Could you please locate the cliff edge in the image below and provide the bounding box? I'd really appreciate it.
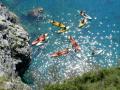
[0,3,31,90]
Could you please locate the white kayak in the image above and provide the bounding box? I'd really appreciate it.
[77,10,92,20]
[87,49,103,57]
[85,14,92,20]
[93,49,103,55]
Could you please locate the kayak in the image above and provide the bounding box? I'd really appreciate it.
[87,49,103,57]
[57,29,68,33]
[79,10,92,20]
[84,14,92,20]
[32,33,48,46]
[50,48,69,57]
[68,36,81,52]
[57,26,69,34]
[48,19,66,28]
[78,21,85,28]
[36,36,49,46]
[93,49,103,56]
[78,19,87,28]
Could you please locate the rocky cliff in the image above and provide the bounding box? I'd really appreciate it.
[0,3,31,90]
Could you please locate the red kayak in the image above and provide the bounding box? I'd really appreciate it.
[32,33,48,45]
[50,48,69,57]
[68,36,81,52]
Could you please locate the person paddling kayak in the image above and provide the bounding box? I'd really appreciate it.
[91,47,103,56]
[78,18,88,28]
[48,19,70,33]
[48,19,66,28]
[68,36,81,52]
[32,33,48,46]
[50,48,69,57]
[80,10,92,20]
[57,29,68,34]
[57,26,70,34]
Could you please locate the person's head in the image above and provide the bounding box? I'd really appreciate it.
[63,26,69,30]
[80,11,82,14]
[81,19,85,23]
[80,11,83,15]
[80,11,85,15]
[92,52,95,56]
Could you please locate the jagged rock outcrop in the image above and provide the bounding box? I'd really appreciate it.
[0,3,31,90]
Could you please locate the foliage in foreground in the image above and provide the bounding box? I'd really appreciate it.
[45,67,120,90]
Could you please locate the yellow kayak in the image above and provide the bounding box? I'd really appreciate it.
[57,26,69,34]
[78,18,87,28]
[78,22,85,28]
[57,29,68,34]
[48,19,66,28]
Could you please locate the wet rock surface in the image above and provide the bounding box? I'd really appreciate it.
[0,3,31,90]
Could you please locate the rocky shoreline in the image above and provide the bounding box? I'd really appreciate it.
[0,3,31,90]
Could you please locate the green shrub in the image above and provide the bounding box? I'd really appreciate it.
[45,68,120,90]
[0,76,8,84]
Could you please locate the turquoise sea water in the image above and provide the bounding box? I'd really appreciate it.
[1,0,120,89]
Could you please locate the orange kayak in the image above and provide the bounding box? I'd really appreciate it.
[32,33,48,45]
[50,48,69,57]
[68,36,81,52]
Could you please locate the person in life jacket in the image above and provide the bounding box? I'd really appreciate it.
[48,19,66,28]
[78,18,88,28]
[57,26,70,34]
[80,10,92,20]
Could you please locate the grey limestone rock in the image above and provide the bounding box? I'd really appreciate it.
[0,3,32,90]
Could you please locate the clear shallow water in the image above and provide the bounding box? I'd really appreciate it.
[1,0,120,89]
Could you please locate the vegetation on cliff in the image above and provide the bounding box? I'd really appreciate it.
[45,67,120,90]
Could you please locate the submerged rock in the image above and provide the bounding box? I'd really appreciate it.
[0,3,31,90]
[27,7,44,18]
